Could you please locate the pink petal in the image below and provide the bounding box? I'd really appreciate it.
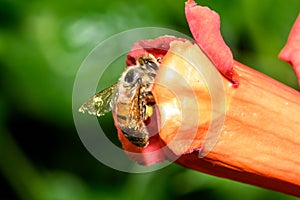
[126,35,187,66]
[279,14,300,86]
[185,0,238,86]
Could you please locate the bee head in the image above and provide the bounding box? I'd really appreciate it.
[138,54,159,71]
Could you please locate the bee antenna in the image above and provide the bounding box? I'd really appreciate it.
[138,56,145,65]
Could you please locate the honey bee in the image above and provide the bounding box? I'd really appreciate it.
[79,54,159,147]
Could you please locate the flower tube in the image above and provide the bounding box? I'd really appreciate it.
[115,0,300,197]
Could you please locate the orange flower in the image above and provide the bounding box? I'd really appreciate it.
[116,0,300,197]
[154,41,300,197]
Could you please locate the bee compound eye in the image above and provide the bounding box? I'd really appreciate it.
[145,61,158,70]
[124,68,140,84]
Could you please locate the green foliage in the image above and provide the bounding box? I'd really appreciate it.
[0,0,299,199]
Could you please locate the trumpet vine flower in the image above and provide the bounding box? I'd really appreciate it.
[115,0,300,197]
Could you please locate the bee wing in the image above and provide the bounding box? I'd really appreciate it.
[79,83,117,116]
[128,84,143,122]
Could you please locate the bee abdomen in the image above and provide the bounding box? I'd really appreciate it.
[122,129,149,147]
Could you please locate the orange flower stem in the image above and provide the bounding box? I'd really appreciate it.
[174,61,300,197]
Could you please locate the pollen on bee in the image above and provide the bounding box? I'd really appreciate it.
[145,105,153,119]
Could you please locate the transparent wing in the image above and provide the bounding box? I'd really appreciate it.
[79,83,117,117]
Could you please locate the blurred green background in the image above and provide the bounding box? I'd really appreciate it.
[0,0,299,199]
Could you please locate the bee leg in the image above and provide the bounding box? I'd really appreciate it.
[141,100,154,121]
[143,92,155,104]
[140,101,146,120]
[139,91,156,122]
